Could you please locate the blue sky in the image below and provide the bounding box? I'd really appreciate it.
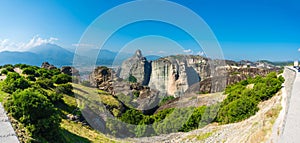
[0,0,299,61]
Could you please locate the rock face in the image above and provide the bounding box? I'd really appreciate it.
[41,62,57,70]
[89,66,114,93]
[148,55,210,96]
[119,50,152,85]
[120,51,210,96]
[118,50,280,96]
[185,67,280,94]
[61,66,80,76]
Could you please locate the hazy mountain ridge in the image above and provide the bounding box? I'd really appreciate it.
[0,44,130,67]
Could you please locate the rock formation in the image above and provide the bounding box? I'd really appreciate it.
[119,50,211,96]
[148,55,210,96]
[41,62,57,70]
[119,49,151,85]
[118,50,280,96]
[89,66,114,93]
[61,66,80,76]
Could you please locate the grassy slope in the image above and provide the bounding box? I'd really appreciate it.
[0,82,8,102]
[0,77,120,142]
[65,83,122,143]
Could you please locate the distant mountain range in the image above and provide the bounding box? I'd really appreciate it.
[0,44,289,67]
[0,44,154,67]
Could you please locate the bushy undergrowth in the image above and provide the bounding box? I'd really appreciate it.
[107,72,284,137]
[0,64,73,142]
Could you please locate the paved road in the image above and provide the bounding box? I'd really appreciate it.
[0,103,19,143]
[281,67,300,142]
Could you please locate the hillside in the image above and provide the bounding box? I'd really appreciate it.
[0,59,285,142]
[0,64,120,143]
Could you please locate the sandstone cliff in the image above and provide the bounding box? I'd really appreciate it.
[118,50,279,96]
[148,55,210,96]
[119,50,211,96]
[119,49,151,85]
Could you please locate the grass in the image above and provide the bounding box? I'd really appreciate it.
[248,97,283,143]
[196,131,214,140]
[98,90,110,95]
[185,130,216,141]
[0,90,9,102]
[99,95,121,108]
[67,83,122,142]
[60,119,119,143]
[0,82,9,102]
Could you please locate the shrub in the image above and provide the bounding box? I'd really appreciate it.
[55,83,73,96]
[1,72,31,93]
[159,96,175,106]
[52,74,72,84]
[128,74,137,83]
[35,78,54,89]
[1,69,8,75]
[5,66,14,72]
[133,90,140,98]
[153,108,194,134]
[48,92,63,103]
[49,68,61,76]
[26,75,36,81]
[216,96,258,124]
[179,106,206,132]
[22,67,36,75]
[36,68,50,78]
[120,109,144,125]
[3,64,13,68]
[14,64,30,69]
[4,88,61,141]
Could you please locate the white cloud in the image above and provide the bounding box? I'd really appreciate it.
[0,35,58,52]
[298,48,300,52]
[183,49,192,53]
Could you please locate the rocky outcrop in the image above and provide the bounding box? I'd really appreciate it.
[41,62,57,70]
[148,55,210,96]
[61,66,80,76]
[118,50,281,96]
[119,51,211,96]
[185,67,280,94]
[119,49,151,85]
[89,66,115,93]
